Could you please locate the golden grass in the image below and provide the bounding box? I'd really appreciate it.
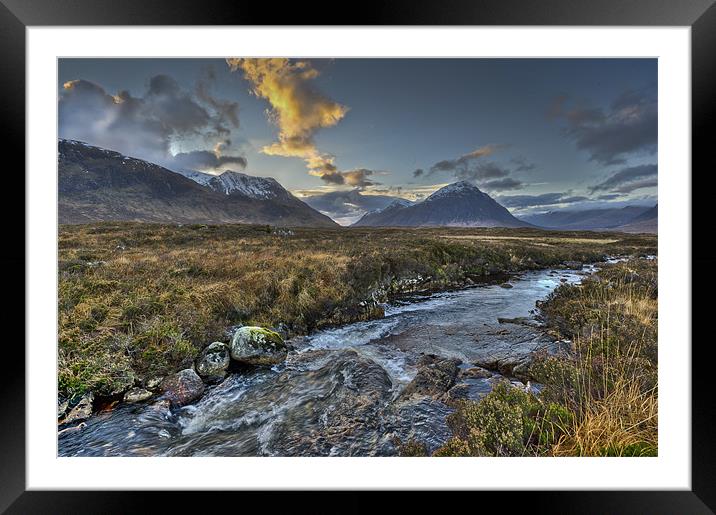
[433,258,658,457]
[555,380,658,456]
[545,260,658,456]
[441,235,619,244]
[58,222,656,399]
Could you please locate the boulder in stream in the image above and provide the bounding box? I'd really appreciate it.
[124,387,154,403]
[160,369,205,407]
[60,392,94,425]
[196,342,231,382]
[229,326,287,366]
[399,354,460,400]
[144,376,164,390]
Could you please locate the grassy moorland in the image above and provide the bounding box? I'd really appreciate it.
[430,258,658,457]
[58,222,656,401]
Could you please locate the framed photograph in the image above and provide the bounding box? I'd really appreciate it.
[4,0,714,511]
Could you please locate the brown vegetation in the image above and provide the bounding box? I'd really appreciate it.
[434,258,658,457]
[58,222,656,401]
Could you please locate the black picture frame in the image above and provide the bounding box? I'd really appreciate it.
[2,0,714,512]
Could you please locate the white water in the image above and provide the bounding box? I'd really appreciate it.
[59,264,601,457]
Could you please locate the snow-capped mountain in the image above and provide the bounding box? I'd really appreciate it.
[175,169,292,201]
[374,198,414,212]
[353,181,530,228]
[301,189,413,226]
[58,139,337,227]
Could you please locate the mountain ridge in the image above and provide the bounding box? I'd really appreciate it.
[519,205,655,232]
[301,189,413,226]
[353,181,531,228]
[610,204,657,233]
[175,169,293,201]
[58,139,337,227]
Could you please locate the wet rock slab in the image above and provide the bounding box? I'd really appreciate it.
[382,321,568,379]
[398,354,460,401]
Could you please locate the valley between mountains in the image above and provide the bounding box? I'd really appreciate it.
[59,139,657,233]
[57,139,658,458]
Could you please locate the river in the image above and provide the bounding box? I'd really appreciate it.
[58,265,598,457]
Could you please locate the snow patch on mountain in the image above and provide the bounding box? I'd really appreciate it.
[371,197,415,213]
[425,181,485,201]
[175,169,289,200]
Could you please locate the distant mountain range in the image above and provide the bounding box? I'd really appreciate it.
[519,205,657,233]
[301,190,413,226]
[353,181,531,228]
[58,140,657,233]
[58,139,337,227]
[612,204,657,233]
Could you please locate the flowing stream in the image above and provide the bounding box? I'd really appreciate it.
[59,265,600,457]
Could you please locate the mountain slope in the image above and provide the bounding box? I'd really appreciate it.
[176,169,294,201]
[58,140,337,227]
[520,206,651,231]
[353,181,530,228]
[612,204,657,233]
[301,190,412,226]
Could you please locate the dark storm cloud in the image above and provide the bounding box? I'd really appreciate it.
[427,144,503,176]
[552,87,657,165]
[456,161,510,181]
[511,157,537,173]
[423,145,533,192]
[430,159,459,173]
[498,192,589,209]
[171,150,247,171]
[588,163,657,193]
[480,177,523,191]
[612,177,658,194]
[145,74,211,132]
[425,145,519,188]
[314,168,379,189]
[59,75,244,169]
[195,66,240,137]
[60,79,172,160]
[560,195,589,203]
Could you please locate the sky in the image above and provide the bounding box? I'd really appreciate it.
[58,58,658,217]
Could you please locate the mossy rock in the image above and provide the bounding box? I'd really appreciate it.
[124,387,154,403]
[195,342,231,382]
[229,326,287,366]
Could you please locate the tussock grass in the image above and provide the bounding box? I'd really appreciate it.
[441,235,619,244]
[58,222,656,400]
[433,258,658,457]
[542,259,658,456]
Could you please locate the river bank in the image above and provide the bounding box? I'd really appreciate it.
[58,222,657,411]
[58,256,655,457]
[430,257,658,457]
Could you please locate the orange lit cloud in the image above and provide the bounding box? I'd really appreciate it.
[461,144,502,160]
[226,58,348,176]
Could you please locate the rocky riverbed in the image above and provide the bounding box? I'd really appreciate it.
[58,264,599,457]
